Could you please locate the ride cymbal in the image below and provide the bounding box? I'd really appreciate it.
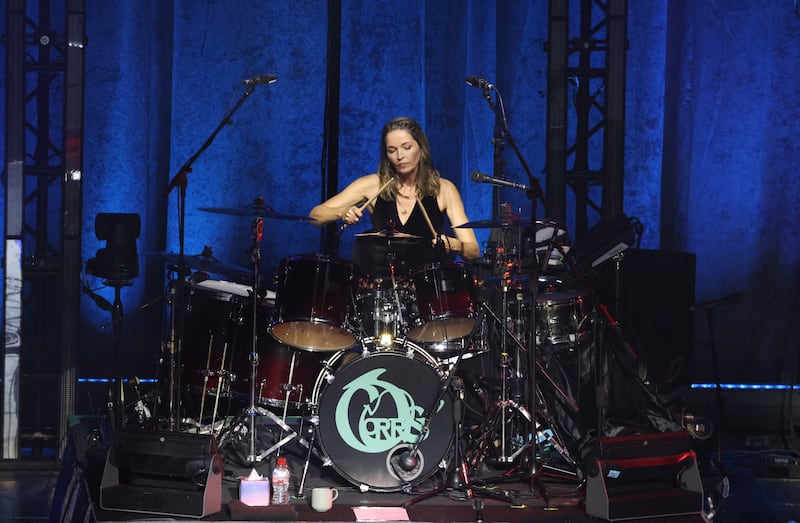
[454,216,532,229]
[199,205,314,221]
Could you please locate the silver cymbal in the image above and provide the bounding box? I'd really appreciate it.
[454,216,531,229]
[199,205,315,221]
[199,196,314,221]
[355,230,423,240]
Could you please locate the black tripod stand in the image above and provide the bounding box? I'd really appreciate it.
[402,352,516,509]
[84,212,141,432]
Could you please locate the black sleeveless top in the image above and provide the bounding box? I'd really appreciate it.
[352,194,448,278]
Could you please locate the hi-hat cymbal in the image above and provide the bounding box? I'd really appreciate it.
[355,230,423,241]
[198,204,314,221]
[148,251,251,277]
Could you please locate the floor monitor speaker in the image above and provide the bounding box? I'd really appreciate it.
[585,431,704,521]
[100,430,223,518]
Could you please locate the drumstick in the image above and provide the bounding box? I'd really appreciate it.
[340,178,394,232]
[415,196,439,238]
[358,178,395,211]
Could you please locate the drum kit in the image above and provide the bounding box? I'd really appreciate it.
[149,201,599,495]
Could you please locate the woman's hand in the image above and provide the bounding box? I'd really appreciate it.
[342,205,364,225]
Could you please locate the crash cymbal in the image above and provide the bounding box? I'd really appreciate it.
[355,230,423,240]
[199,204,314,221]
[148,251,251,277]
[454,216,532,229]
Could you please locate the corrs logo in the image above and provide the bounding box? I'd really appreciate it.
[334,368,442,453]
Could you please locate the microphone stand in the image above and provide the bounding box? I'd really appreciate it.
[476,81,549,484]
[164,84,259,431]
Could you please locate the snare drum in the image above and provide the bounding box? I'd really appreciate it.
[535,290,594,346]
[312,339,453,492]
[407,262,477,344]
[270,254,357,352]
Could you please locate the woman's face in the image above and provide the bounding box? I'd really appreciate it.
[385,129,420,177]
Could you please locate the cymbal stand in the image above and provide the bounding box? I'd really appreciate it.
[467,302,579,486]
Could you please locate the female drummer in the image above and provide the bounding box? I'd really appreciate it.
[309,116,480,277]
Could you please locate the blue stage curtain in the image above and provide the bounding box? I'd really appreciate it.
[1,0,798,385]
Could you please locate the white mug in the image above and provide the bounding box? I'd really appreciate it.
[310,487,339,512]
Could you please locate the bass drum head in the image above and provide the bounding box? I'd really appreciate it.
[315,342,453,492]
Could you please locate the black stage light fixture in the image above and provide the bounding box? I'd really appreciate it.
[86,213,141,281]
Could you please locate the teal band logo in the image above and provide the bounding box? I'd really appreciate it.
[335,368,436,453]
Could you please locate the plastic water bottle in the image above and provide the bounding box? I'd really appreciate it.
[271,457,291,505]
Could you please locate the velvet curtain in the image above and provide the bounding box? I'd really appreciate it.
[1,1,798,385]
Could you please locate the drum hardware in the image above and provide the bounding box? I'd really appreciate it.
[194,338,234,432]
[467,288,582,478]
[247,406,297,462]
[475,301,529,465]
[352,243,413,347]
[215,404,297,465]
[355,278,411,346]
[402,372,516,508]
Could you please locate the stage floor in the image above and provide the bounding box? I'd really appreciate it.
[6,425,800,522]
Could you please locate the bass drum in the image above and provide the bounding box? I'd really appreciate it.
[312,340,453,492]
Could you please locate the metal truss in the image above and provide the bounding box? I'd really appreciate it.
[3,0,84,459]
[547,0,627,240]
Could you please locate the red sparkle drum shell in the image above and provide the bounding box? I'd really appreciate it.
[270,254,357,352]
[407,262,478,344]
[233,336,326,409]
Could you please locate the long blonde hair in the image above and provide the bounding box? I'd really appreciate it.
[377,117,441,201]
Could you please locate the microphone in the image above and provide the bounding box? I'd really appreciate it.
[466,75,494,90]
[690,293,743,311]
[242,74,278,86]
[470,170,528,191]
[399,450,418,472]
